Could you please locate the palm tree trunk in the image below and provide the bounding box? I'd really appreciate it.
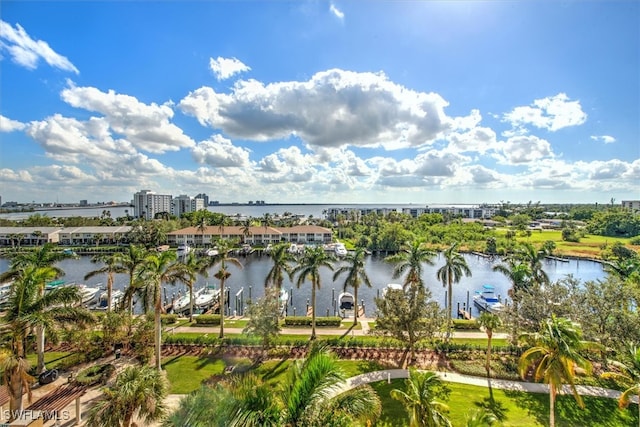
[310,283,316,340]
[353,284,359,326]
[189,286,194,323]
[107,273,113,313]
[154,296,162,370]
[7,366,23,421]
[549,386,556,427]
[219,280,225,339]
[36,326,45,374]
[447,278,453,342]
[485,330,493,377]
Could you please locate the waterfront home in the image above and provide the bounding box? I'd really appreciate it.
[166,225,333,247]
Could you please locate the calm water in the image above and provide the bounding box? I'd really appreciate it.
[0,253,606,318]
[0,203,471,221]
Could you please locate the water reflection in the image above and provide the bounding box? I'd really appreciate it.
[0,253,606,317]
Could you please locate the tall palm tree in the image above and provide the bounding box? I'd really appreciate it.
[333,247,371,326]
[115,244,148,312]
[492,258,532,301]
[292,246,336,340]
[385,239,435,292]
[87,365,168,427]
[478,312,502,378]
[518,315,597,427]
[84,253,127,313]
[436,242,472,340]
[180,252,211,322]
[264,243,294,292]
[135,250,189,370]
[601,343,640,426]
[196,214,208,247]
[390,369,452,427]
[0,243,76,374]
[2,266,94,419]
[240,218,253,244]
[516,242,550,286]
[207,239,243,339]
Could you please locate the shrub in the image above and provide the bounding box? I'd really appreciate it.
[452,319,479,330]
[161,314,178,325]
[74,363,116,386]
[283,316,342,327]
[193,315,221,325]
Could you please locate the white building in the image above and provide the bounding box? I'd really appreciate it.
[172,195,205,217]
[622,200,640,212]
[132,190,172,220]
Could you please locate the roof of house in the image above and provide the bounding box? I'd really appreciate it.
[166,225,332,236]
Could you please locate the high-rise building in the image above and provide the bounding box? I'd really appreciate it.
[173,194,205,217]
[195,193,209,207]
[132,190,172,220]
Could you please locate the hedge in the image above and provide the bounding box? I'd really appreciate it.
[193,315,221,326]
[161,314,178,325]
[283,316,342,327]
[452,319,479,330]
[74,363,116,386]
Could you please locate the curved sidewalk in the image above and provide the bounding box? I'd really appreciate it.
[335,369,631,402]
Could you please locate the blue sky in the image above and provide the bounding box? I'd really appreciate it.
[1,1,638,205]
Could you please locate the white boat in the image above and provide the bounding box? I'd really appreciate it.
[0,281,13,310]
[173,288,203,313]
[279,288,289,315]
[78,284,101,305]
[334,242,347,256]
[177,244,192,257]
[195,286,220,309]
[204,247,219,257]
[96,289,124,311]
[338,291,355,312]
[473,284,505,314]
[381,283,403,298]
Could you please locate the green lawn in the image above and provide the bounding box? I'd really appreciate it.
[372,379,638,427]
[162,354,227,393]
[25,351,77,371]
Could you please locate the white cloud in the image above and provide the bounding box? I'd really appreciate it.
[0,20,79,73]
[447,126,497,154]
[590,135,616,144]
[209,56,251,81]
[0,115,26,132]
[180,68,458,150]
[504,93,587,132]
[0,168,33,183]
[498,135,553,164]
[330,3,345,20]
[192,134,252,168]
[60,83,195,153]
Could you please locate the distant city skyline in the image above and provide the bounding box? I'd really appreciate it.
[1,1,638,205]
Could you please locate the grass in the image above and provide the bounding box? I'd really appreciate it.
[25,351,76,370]
[372,379,639,427]
[161,354,227,394]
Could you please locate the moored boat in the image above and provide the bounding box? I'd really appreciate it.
[177,244,192,257]
[338,291,355,312]
[195,285,220,309]
[473,284,505,314]
[96,289,124,311]
[334,242,347,256]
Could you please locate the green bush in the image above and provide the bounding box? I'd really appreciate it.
[193,315,221,325]
[161,314,178,325]
[283,316,342,327]
[74,363,116,386]
[452,319,479,330]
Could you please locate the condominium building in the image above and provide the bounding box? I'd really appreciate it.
[622,200,640,212]
[132,190,172,220]
[173,194,205,217]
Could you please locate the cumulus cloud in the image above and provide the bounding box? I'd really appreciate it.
[209,56,251,81]
[257,146,317,183]
[504,93,587,132]
[180,68,459,150]
[0,115,26,132]
[498,135,553,164]
[448,126,497,154]
[60,82,195,153]
[590,135,616,144]
[0,168,33,183]
[192,134,252,167]
[414,151,465,177]
[330,3,345,20]
[0,20,79,73]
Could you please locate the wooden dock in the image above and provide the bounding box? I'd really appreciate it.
[458,308,474,320]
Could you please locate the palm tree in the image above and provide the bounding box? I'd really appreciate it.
[390,369,452,427]
[207,239,243,338]
[333,247,371,326]
[115,244,148,312]
[240,218,253,244]
[492,257,532,301]
[196,215,208,247]
[464,409,498,426]
[280,343,381,426]
[135,250,189,370]
[516,242,550,286]
[601,343,640,426]
[180,252,211,322]
[518,315,597,427]
[84,253,127,313]
[436,242,472,340]
[87,365,168,427]
[0,243,76,374]
[292,246,336,340]
[385,239,435,292]
[478,312,502,378]
[2,266,94,419]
